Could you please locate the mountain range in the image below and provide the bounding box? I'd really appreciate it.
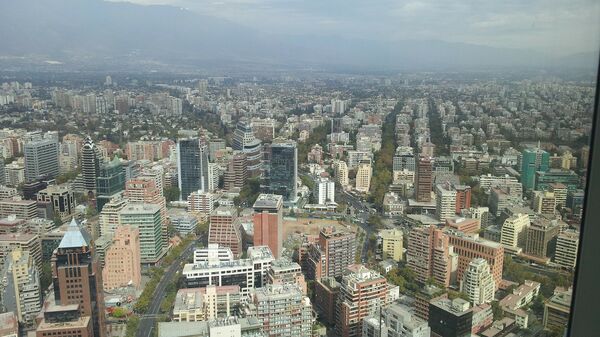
[0,0,597,72]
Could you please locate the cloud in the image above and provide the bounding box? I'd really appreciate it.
[107,0,600,56]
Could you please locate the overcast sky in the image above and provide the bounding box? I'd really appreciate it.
[108,0,599,57]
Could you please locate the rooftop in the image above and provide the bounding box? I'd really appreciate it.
[58,218,91,249]
[253,193,283,209]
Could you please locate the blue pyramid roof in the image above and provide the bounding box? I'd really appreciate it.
[58,218,92,249]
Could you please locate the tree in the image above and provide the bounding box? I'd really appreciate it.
[491,301,504,320]
[125,316,140,337]
[40,263,52,291]
[164,186,180,202]
[368,215,383,229]
[53,211,63,228]
[111,307,127,318]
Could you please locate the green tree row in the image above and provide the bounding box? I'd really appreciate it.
[369,103,400,209]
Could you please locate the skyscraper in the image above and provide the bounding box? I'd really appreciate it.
[415,156,433,202]
[232,120,262,177]
[81,137,102,198]
[315,177,335,205]
[436,183,457,221]
[318,226,356,278]
[355,160,372,193]
[208,206,242,257]
[333,160,349,188]
[223,151,248,190]
[520,145,549,190]
[118,204,166,264]
[247,284,312,337]
[0,248,42,326]
[460,258,496,305]
[336,265,390,337]
[125,178,168,242]
[37,184,76,222]
[253,194,283,258]
[268,138,298,202]
[500,213,530,249]
[524,218,560,258]
[23,131,60,183]
[37,218,106,337]
[177,138,209,200]
[96,157,126,212]
[102,225,142,290]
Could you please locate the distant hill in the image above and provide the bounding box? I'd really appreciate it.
[0,0,596,71]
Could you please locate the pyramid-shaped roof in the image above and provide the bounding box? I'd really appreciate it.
[58,218,92,249]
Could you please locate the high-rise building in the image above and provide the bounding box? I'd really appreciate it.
[500,213,530,249]
[187,190,215,214]
[460,258,496,305]
[548,183,567,208]
[81,137,101,197]
[95,157,125,211]
[407,226,454,287]
[223,151,248,190]
[355,160,372,193]
[524,218,560,259]
[554,230,579,270]
[362,302,431,337]
[0,198,37,220]
[24,131,60,183]
[99,193,128,237]
[170,211,199,236]
[102,226,142,290]
[208,206,242,257]
[208,138,226,161]
[319,226,356,278]
[37,184,76,222]
[543,287,572,334]
[232,120,262,177]
[247,284,312,337]
[334,160,349,189]
[520,145,549,190]
[532,191,556,215]
[0,233,42,272]
[172,285,241,322]
[379,229,403,261]
[393,147,416,171]
[428,298,473,337]
[0,248,42,326]
[415,156,433,202]
[407,227,504,288]
[36,218,106,337]
[446,230,504,287]
[315,177,335,205]
[183,245,274,296]
[118,204,165,264]
[177,138,209,200]
[207,162,220,192]
[314,277,340,326]
[253,194,283,258]
[336,265,390,337]
[125,178,167,242]
[436,183,457,221]
[445,217,481,234]
[0,157,6,186]
[268,138,298,202]
[454,184,471,214]
[266,258,307,294]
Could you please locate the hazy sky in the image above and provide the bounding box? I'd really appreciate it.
[110,0,600,56]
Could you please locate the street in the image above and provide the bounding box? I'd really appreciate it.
[135,240,197,337]
[336,189,372,263]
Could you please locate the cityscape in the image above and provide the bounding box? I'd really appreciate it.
[0,1,598,337]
